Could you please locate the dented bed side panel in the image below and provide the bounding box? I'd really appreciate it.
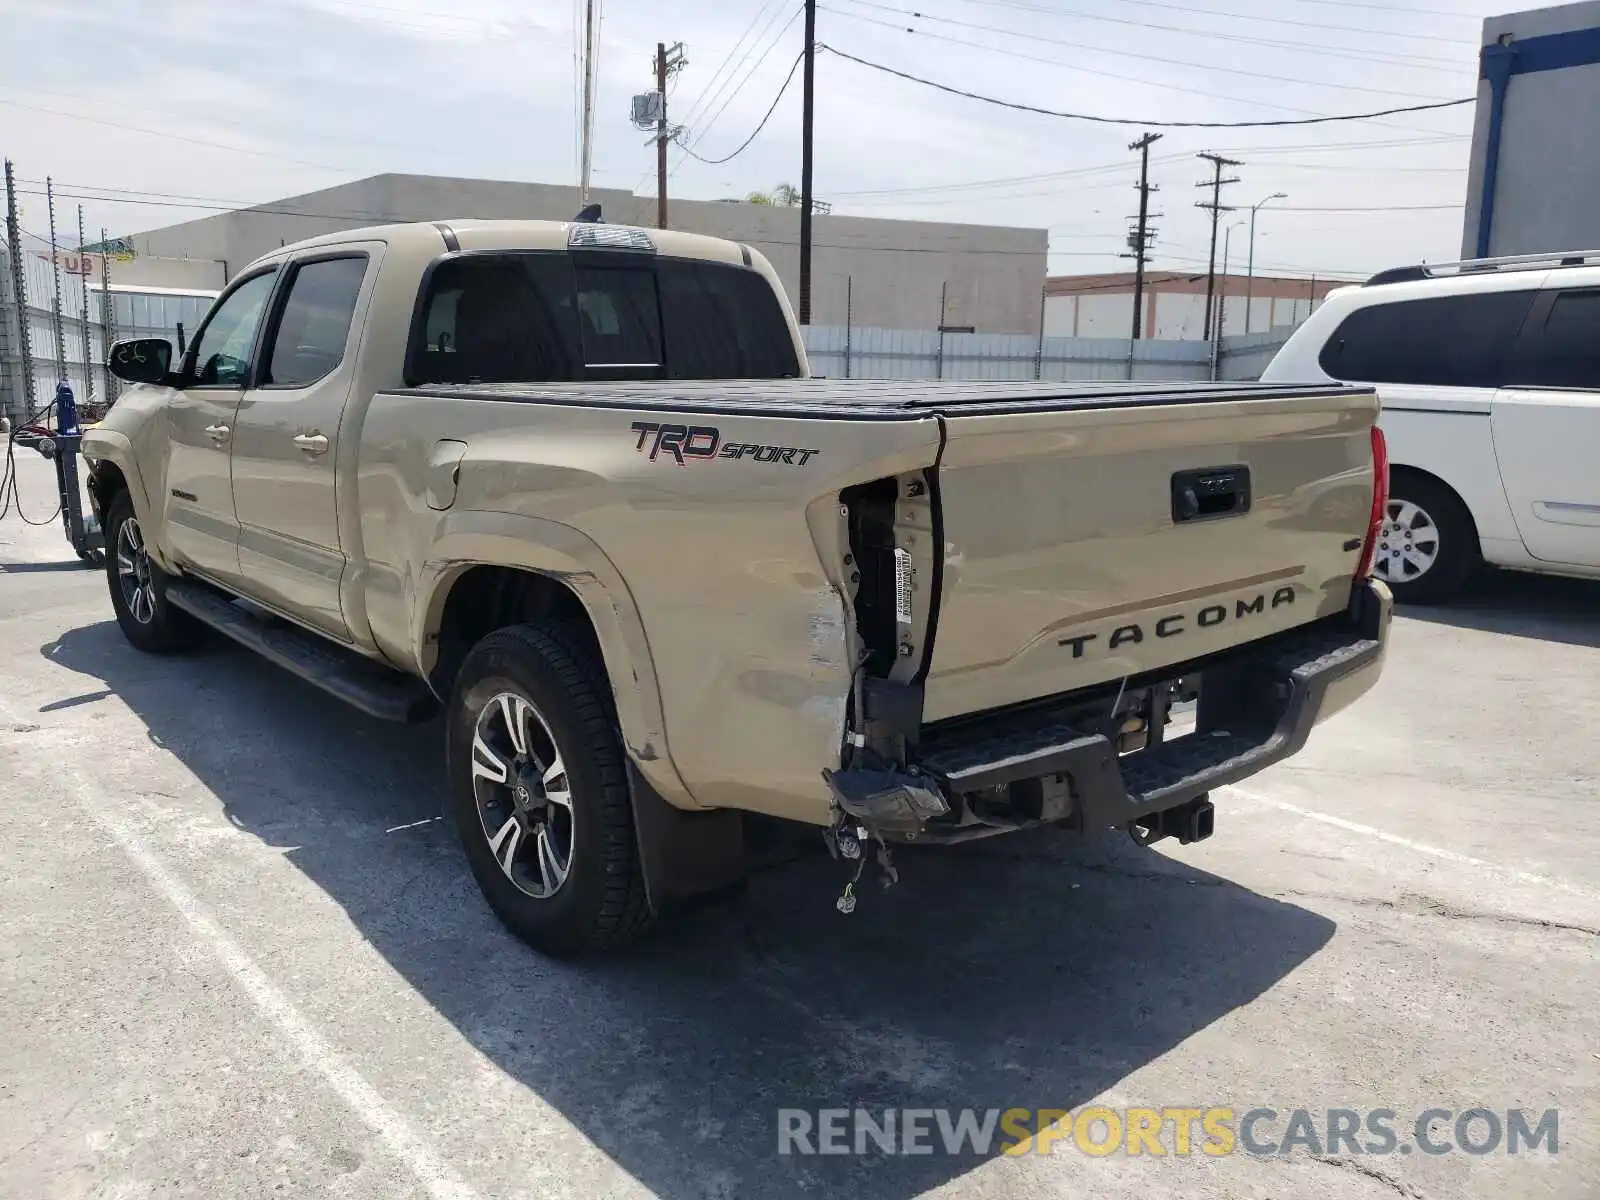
[359,391,942,826]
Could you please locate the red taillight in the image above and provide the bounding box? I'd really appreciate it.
[1355,425,1389,581]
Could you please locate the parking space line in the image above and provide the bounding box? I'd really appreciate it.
[1224,785,1600,903]
[60,759,481,1200]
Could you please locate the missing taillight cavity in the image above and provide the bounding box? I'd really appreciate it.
[1356,425,1390,581]
[842,477,900,678]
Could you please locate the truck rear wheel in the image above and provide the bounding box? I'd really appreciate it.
[104,490,199,654]
[444,624,651,957]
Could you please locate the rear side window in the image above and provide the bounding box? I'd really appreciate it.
[412,255,581,385]
[408,252,799,384]
[1507,290,1600,390]
[263,256,368,387]
[1317,291,1536,388]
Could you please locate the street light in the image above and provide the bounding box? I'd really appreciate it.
[1218,220,1247,342]
[1245,192,1287,334]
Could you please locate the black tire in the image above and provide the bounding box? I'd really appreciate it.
[1375,471,1479,605]
[103,490,200,653]
[444,624,651,958]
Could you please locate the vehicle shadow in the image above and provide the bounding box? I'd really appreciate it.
[1398,569,1600,648]
[42,621,1336,1200]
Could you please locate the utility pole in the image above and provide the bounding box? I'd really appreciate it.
[46,177,67,387]
[3,158,38,423]
[100,227,117,403]
[1122,131,1162,341]
[77,206,93,404]
[579,0,598,205]
[1194,152,1241,344]
[653,42,685,229]
[798,0,817,324]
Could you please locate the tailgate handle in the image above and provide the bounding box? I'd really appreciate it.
[1172,465,1251,523]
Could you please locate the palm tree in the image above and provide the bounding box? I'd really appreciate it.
[771,182,800,207]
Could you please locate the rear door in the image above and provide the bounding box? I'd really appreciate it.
[1494,287,1600,566]
[162,268,279,587]
[230,249,374,638]
[923,387,1379,723]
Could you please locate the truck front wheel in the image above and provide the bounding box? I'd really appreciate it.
[444,624,651,957]
[103,490,199,654]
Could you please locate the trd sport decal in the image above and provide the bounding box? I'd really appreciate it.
[630,421,820,467]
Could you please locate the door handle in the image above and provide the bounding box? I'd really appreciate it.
[292,432,330,456]
[204,423,231,443]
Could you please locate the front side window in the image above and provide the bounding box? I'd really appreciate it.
[262,256,368,387]
[189,270,278,386]
[1317,290,1536,388]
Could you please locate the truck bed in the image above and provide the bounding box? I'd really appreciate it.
[403,378,1358,419]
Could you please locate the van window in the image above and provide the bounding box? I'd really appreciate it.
[409,252,799,384]
[1507,290,1600,390]
[1317,290,1536,388]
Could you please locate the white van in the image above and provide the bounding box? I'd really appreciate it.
[1262,251,1600,603]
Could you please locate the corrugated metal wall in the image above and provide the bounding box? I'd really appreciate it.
[802,324,1283,383]
[1,242,214,423]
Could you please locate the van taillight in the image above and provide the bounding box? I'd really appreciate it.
[1355,425,1389,582]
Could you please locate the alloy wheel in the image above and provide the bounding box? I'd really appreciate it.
[470,691,575,899]
[116,516,157,625]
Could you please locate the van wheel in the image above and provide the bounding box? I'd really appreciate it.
[1373,473,1478,605]
[445,624,651,957]
[104,490,200,653]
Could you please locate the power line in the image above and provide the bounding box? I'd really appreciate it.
[675,0,794,131]
[822,8,1459,111]
[829,0,1464,93]
[673,51,805,164]
[830,155,1184,198]
[686,5,804,150]
[0,99,349,172]
[1273,202,1464,211]
[948,0,1477,47]
[818,44,1475,127]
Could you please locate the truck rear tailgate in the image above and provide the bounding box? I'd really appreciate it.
[923,386,1378,722]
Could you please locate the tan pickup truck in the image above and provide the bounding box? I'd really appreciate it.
[86,216,1391,956]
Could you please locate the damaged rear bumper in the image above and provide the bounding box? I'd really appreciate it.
[843,581,1390,842]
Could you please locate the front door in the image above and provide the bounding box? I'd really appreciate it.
[1494,288,1600,567]
[162,268,279,587]
[229,251,373,639]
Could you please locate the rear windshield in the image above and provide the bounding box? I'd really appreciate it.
[409,252,800,385]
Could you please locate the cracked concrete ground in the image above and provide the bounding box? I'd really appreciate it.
[2,451,1597,1199]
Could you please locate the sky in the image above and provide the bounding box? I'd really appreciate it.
[0,0,1508,283]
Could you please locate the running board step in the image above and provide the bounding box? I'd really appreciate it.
[165,580,437,723]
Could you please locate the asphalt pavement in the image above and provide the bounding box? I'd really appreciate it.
[1,449,1596,1199]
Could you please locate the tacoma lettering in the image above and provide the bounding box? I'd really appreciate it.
[1059,588,1295,658]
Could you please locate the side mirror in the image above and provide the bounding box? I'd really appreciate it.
[108,338,175,385]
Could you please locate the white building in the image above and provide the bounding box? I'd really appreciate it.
[113,173,1049,335]
[1462,0,1600,258]
[1044,271,1342,343]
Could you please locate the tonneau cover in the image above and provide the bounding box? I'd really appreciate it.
[403,378,1359,420]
